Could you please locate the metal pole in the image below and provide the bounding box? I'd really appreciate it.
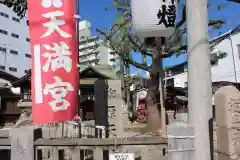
[2,44,7,67]
[229,35,238,82]
[75,0,82,138]
[186,0,212,159]
[76,0,80,113]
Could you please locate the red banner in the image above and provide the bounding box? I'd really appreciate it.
[27,0,78,124]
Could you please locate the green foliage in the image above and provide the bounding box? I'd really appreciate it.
[104,0,130,12]
[97,0,230,71]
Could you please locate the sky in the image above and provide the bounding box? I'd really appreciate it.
[79,0,240,76]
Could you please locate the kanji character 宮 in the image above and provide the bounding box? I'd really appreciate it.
[42,0,63,8]
[41,11,72,38]
[42,41,72,72]
[43,76,74,112]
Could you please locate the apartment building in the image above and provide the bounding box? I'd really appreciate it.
[0,4,30,78]
[164,26,240,88]
[78,20,119,68]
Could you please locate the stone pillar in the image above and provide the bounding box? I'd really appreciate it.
[107,80,128,137]
[10,125,42,160]
[215,86,240,160]
[166,110,175,124]
[70,148,81,160]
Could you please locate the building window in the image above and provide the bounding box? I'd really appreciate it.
[26,38,30,42]
[9,67,17,72]
[12,17,20,22]
[0,65,5,70]
[0,29,8,35]
[166,70,172,77]
[166,78,174,86]
[110,58,116,62]
[110,52,116,55]
[210,53,218,65]
[0,47,6,52]
[184,64,188,72]
[0,12,9,18]
[25,53,31,58]
[11,33,19,38]
[24,70,29,74]
[10,50,18,55]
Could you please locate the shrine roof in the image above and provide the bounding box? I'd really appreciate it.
[0,69,19,83]
[12,65,119,87]
[79,64,120,79]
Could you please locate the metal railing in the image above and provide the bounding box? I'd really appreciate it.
[40,121,106,139]
[23,92,32,100]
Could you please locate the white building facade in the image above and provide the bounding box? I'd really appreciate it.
[165,28,240,88]
[0,4,30,78]
[78,20,119,68]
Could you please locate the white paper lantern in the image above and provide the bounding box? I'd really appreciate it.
[131,0,177,39]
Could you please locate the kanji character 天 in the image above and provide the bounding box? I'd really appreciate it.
[42,0,63,8]
[43,76,74,112]
[41,11,72,38]
[42,41,72,72]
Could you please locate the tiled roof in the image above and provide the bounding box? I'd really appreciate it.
[12,65,120,87]
[0,69,19,82]
[80,64,120,79]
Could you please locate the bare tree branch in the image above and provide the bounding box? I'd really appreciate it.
[97,29,151,71]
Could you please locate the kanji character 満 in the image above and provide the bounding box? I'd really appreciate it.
[42,41,72,72]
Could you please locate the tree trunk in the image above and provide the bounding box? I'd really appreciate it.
[125,62,131,108]
[146,39,162,134]
[156,37,166,136]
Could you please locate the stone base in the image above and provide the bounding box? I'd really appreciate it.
[218,153,239,160]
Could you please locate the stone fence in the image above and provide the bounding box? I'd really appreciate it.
[0,125,167,160]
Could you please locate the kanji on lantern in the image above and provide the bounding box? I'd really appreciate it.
[41,11,72,38]
[42,0,63,8]
[42,41,72,72]
[157,0,176,28]
[43,76,74,112]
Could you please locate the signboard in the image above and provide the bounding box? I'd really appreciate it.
[109,153,135,160]
[27,0,78,124]
[131,0,177,39]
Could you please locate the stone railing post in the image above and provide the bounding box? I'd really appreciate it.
[93,147,103,160]
[10,125,41,160]
[215,86,240,160]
